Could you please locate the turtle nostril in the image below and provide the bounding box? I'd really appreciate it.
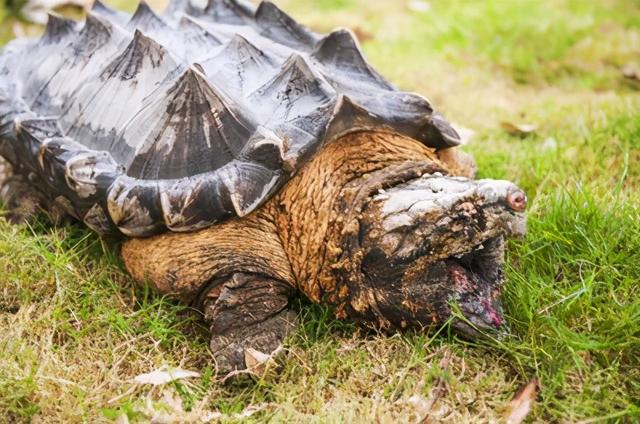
[506,189,527,212]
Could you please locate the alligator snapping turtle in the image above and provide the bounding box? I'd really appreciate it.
[0,0,527,372]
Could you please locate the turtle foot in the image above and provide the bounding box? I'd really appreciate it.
[202,272,297,376]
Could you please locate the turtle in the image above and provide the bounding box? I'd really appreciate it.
[0,0,527,373]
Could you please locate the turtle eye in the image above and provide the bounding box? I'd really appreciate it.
[506,189,527,212]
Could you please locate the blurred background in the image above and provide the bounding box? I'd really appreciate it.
[0,1,638,422]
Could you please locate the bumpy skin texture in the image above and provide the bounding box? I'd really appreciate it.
[0,1,527,374]
[123,132,526,373]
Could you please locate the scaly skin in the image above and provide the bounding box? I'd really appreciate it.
[121,131,526,373]
[0,2,526,376]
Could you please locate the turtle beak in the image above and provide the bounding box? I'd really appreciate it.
[451,295,511,340]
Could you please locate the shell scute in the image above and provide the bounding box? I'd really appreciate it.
[91,0,130,26]
[124,66,257,179]
[175,17,224,61]
[15,117,64,162]
[24,13,128,116]
[41,13,79,45]
[248,54,336,126]
[312,29,391,90]
[203,0,253,25]
[0,1,460,236]
[254,2,318,51]
[127,2,169,32]
[107,177,163,236]
[200,33,278,96]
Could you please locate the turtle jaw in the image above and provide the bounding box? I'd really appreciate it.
[444,235,511,338]
[418,199,525,337]
[350,174,527,335]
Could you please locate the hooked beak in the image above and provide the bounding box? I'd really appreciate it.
[451,296,512,340]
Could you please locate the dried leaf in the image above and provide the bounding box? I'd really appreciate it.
[130,388,230,423]
[245,347,272,370]
[500,121,538,136]
[505,377,539,424]
[203,411,224,421]
[142,390,188,423]
[244,346,280,378]
[622,64,639,81]
[133,367,201,386]
[406,394,429,417]
[222,345,283,382]
[202,404,268,420]
[237,404,268,418]
[408,0,431,13]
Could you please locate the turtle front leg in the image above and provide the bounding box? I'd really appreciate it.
[202,272,297,374]
[120,208,298,375]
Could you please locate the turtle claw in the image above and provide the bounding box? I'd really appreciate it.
[202,273,297,376]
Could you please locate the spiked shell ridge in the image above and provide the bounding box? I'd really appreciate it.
[0,0,460,236]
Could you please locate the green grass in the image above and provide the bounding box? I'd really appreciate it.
[1,0,639,422]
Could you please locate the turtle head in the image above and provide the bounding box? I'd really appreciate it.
[343,173,527,337]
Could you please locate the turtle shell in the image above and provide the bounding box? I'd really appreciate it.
[0,0,460,237]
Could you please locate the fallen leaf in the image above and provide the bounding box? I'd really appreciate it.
[133,367,201,386]
[244,346,282,378]
[0,157,11,181]
[500,121,538,136]
[203,411,224,421]
[237,403,269,418]
[406,394,429,418]
[202,403,268,420]
[408,0,431,13]
[245,347,272,370]
[129,388,247,423]
[505,377,539,424]
[221,345,284,382]
[142,390,190,423]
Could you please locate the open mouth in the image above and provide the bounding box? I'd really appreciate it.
[444,236,508,334]
[446,236,505,290]
[352,171,526,334]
